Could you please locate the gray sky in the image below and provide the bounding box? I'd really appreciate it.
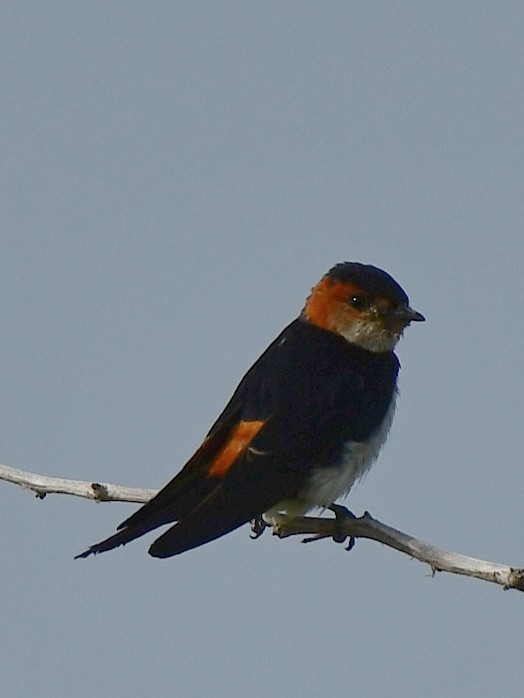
[2,2,524,696]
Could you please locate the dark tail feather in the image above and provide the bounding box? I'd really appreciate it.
[75,494,188,559]
[75,522,159,559]
[148,472,296,558]
[77,507,248,560]
[148,515,246,559]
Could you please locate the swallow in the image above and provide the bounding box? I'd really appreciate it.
[77,262,424,559]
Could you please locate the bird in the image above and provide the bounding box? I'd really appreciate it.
[76,262,424,559]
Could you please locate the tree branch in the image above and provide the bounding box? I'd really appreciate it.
[272,511,524,592]
[0,463,156,503]
[1,462,523,592]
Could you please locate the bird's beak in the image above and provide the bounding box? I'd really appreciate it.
[386,305,425,329]
[399,306,425,324]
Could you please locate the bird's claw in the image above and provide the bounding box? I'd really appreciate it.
[328,504,356,551]
[250,516,267,539]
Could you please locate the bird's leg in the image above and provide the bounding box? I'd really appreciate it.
[328,504,356,551]
[250,516,267,539]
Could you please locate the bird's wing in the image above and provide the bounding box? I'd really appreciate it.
[76,407,293,558]
[75,400,246,557]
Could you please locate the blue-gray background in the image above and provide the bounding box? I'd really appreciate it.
[2,3,523,696]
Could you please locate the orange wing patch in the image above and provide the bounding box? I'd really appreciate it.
[207,420,265,478]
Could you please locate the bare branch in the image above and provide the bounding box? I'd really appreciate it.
[0,463,157,503]
[1,462,523,592]
[272,511,524,592]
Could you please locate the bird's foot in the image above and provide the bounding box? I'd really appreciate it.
[250,516,267,539]
[328,504,356,551]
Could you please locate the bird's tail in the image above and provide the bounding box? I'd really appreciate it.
[75,521,160,559]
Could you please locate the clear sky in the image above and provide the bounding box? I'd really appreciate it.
[2,2,524,697]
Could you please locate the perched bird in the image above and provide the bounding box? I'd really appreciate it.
[77,262,424,559]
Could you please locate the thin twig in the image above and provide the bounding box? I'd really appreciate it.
[1,462,522,591]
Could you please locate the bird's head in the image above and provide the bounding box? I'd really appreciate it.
[302,262,425,353]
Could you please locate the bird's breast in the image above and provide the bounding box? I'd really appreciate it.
[304,391,397,509]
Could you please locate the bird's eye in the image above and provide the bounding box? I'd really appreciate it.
[349,295,371,312]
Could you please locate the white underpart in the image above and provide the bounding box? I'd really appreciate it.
[264,391,397,524]
[339,319,401,353]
